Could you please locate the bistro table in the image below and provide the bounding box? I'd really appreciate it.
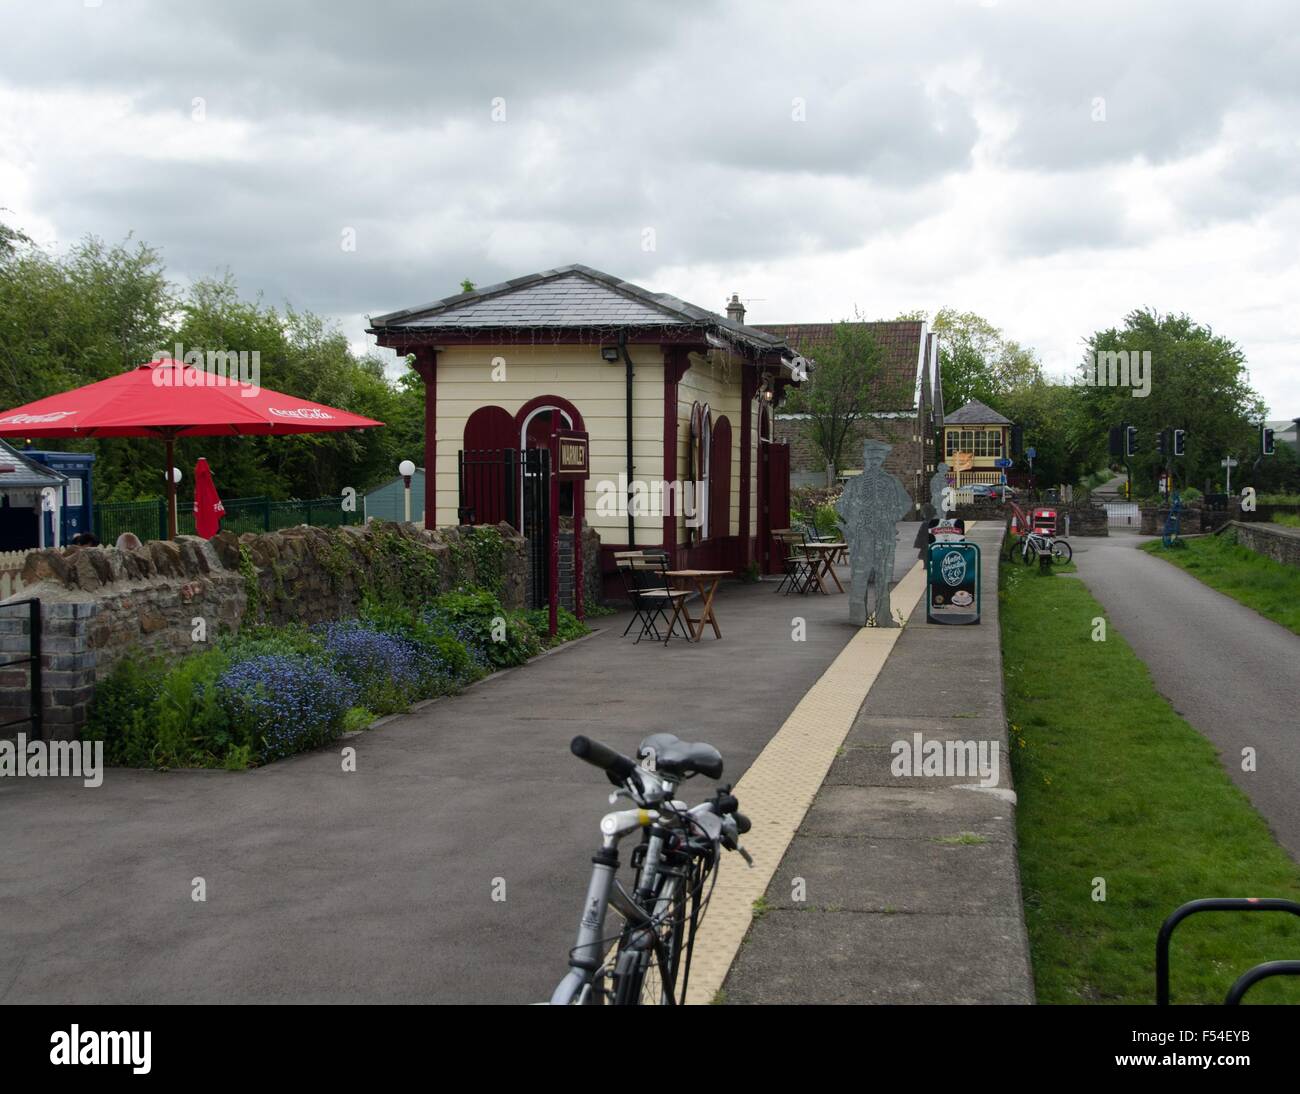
[799,542,847,593]
[664,569,731,641]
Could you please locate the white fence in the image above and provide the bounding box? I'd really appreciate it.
[0,550,29,600]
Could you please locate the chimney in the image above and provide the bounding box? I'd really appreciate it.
[725,292,745,325]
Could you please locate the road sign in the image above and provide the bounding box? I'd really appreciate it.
[1026,447,1036,459]
[1221,457,1238,468]
[994,458,1013,468]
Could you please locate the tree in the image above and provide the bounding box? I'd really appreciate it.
[1080,310,1264,498]
[997,380,1092,489]
[782,316,903,485]
[0,222,415,504]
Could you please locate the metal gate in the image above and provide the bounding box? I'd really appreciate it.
[0,597,42,741]
[457,448,550,608]
[1104,501,1140,529]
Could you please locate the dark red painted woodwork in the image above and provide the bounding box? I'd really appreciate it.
[759,441,791,574]
[513,394,586,436]
[709,415,732,541]
[464,404,515,451]
[410,347,438,526]
[739,367,755,565]
[662,346,693,562]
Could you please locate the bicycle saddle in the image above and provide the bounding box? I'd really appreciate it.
[638,733,724,780]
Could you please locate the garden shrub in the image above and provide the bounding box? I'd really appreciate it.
[430,589,541,667]
[523,606,589,646]
[317,619,424,714]
[217,654,352,763]
[86,582,585,769]
[84,654,166,767]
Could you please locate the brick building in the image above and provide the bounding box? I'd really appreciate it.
[758,319,945,510]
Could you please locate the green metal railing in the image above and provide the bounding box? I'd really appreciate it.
[93,495,362,544]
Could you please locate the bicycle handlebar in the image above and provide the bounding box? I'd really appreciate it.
[570,736,638,783]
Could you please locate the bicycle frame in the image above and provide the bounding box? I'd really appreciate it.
[549,806,658,1005]
[551,774,727,1004]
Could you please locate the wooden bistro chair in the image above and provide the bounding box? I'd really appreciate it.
[772,529,817,595]
[616,551,692,645]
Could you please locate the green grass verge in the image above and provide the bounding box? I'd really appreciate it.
[1001,561,1300,1004]
[1141,531,1300,637]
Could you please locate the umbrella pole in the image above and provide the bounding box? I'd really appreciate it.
[165,435,177,539]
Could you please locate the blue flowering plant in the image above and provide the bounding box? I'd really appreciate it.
[217,654,353,763]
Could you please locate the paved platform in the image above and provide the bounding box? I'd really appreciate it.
[722,523,1035,1004]
[0,527,920,1004]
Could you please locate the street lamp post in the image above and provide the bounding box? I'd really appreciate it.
[167,465,182,538]
[398,459,416,523]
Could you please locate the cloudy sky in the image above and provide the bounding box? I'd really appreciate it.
[0,0,1296,414]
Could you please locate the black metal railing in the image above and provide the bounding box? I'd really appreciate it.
[458,447,550,608]
[1156,897,1300,1005]
[0,597,42,741]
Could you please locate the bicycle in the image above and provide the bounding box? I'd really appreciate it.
[549,733,752,1005]
[1017,528,1072,565]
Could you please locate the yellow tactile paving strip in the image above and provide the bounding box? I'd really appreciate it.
[685,556,932,1004]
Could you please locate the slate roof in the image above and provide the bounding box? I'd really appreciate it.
[368,265,788,354]
[756,321,928,410]
[942,399,1013,426]
[0,438,67,489]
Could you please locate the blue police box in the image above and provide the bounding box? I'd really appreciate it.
[23,448,96,544]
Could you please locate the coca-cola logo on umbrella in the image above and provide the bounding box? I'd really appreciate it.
[268,407,335,420]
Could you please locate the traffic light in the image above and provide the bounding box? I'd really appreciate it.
[1262,424,1275,456]
[1157,429,1169,456]
[1173,429,1186,457]
[1125,425,1138,457]
[1109,426,1124,457]
[1010,424,1023,457]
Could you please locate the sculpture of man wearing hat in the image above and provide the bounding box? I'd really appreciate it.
[835,439,913,626]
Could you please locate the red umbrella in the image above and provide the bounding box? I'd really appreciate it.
[193,457,225,539]
[0,359,384,538]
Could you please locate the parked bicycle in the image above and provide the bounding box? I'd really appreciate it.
[550,733,752,1005]
[1016,528,1072,565]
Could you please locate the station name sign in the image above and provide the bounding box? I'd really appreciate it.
[553,429,590,480]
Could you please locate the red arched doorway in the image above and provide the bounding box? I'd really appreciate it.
[514,396,586,520]
[709,415,732,540]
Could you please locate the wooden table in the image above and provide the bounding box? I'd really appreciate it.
[799,542,847,593]
[664,569,730,641]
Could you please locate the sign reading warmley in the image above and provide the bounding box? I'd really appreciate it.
[554,429,590,480]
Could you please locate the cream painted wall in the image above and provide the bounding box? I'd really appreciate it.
[433,344,665,541]
[674,351,744,546]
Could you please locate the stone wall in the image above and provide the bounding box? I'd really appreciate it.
[951,501,1110,536]
[0,520,526,740]
[1229,521,1300,567]
[524,523,602,612]
[1140,507,1204,535]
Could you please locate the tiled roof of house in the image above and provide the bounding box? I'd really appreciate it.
[0,439,67,489]
[942,399,1012,426]
[755,321,927,410]
[369,265,788,354]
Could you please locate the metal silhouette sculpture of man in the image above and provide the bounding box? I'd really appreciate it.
[836,440,913,627]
